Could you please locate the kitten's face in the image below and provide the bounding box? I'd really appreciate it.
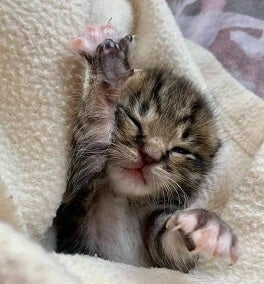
[107,69,220,199]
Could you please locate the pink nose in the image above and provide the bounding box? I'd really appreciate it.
[139,150,155,165]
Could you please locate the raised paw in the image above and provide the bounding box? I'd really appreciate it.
[166,209,240,264]
[95,36,133,84]
[97,34,133,56]
[72,24,119,55]
[72,25,133,58]
[72,25,134,85]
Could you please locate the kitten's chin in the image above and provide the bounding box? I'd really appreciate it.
[107,166,155,197]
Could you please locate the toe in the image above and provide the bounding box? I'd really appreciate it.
[97,39,120,54]
[104,39,115,49]
[105,39,120,50]
[213,230,232,258]
[119,35,133,53]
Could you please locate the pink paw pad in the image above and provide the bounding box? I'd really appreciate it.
[166,210,240,265]
[72,25,120,55]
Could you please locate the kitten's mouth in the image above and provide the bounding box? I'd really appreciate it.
[122,165,147,184]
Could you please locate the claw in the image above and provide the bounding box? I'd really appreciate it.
[114,42,120,50]
[189,247,203,255]
[107,17,113,25]
[97,43,105,52]
[166,216,174,229]
[166,215,180,232]
[171,224,182,232]
[229,240,240,265]
[125,34,133,42]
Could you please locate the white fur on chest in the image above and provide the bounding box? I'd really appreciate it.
[84,189,148,266]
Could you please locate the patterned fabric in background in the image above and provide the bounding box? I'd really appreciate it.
[167,0,264,98]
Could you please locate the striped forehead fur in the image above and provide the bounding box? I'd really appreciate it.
[118,69,218,152]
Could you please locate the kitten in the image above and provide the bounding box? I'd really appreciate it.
[54,25,239,272]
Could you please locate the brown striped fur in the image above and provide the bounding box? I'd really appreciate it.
[54,34,237,273]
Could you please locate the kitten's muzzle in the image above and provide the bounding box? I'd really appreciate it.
[122,150,157,184]
[126,149,157,169]
[139,149,156,166]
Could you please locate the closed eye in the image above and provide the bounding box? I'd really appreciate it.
[170,146,192,155]
[126,112,142,130]
[119,105,142,132]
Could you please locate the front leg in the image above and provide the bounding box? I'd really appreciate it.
[145,209,239,273]
[54,25,133,253]
[67,25,134,200]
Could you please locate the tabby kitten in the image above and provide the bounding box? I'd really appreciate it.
[54,25,239,272]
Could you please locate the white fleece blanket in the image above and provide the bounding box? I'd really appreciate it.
[0,0,263,283]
